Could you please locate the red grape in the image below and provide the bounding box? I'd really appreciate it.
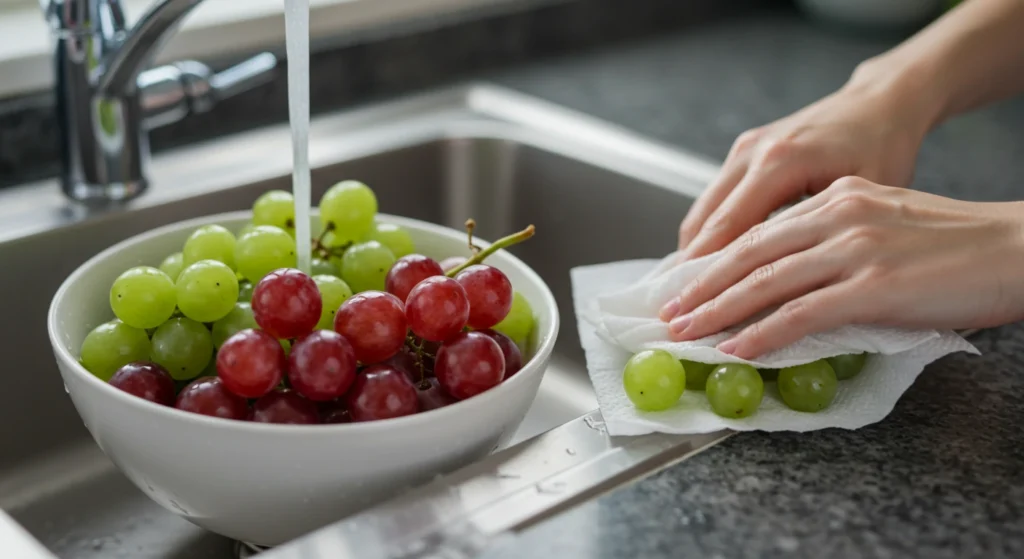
[385,255,443,302]
[440,256,467,273]
[175,377,250,420]
[385,346,423,383]
[252,268,322,339]
[333,291,407,364]
[251,389,320,424]
[455,265,513,329]
[108,361,175,406]
[318,400,352,423]
[288,330,357,401]
[345,365,419,421]
[217,329,285,398]
[479,329,524,378]
[405,276,470,342]
[435,331,505,400]
[416,377,458,411]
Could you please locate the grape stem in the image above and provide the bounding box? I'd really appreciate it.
[446,224,536,277]
[465,219,481,255]
[311,223,352,260]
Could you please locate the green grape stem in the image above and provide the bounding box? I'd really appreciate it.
[404,334,433,386]
[465,219,482,255]
[311,222,353,261]
[446,224,536,277]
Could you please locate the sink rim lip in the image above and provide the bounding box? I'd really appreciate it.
[47,208,561,436]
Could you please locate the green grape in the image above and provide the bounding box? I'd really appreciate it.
[364,222,415,258]
[150,317,214,380]
[339,241,396,293]
[493,291,535,348]
[313,275,354,330]
[253,190,295,236]
[680,359,715,391]
[159,252,185,282]
[778,360,838,413]
[311,257,339,277]
[109,266,177,329]
[79,320,151,381]
[827,353,867,380]
[237,281,254,302]
[319,180,377,244]
[234,225,297,282]
[622,350,686,411]
[706,363,764,419]
[758,368,780,382]
[211,302,258,347]
[182,225,237,269]
[237,223,258,238]
[176,260,239,323]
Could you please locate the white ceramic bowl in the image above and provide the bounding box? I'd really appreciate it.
[47,211,558,546]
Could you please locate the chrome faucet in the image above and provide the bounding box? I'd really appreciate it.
[42,0,278,204]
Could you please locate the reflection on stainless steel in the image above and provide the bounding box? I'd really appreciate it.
[42,0,277,204]
[261,411,730,559]
[0,84,721,558]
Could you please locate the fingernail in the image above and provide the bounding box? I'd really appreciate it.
[659,298,681,321]
[669,313,692,334]
[717,338,738,355]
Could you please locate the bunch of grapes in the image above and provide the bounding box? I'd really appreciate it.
[621,350,869,417]
[81,180,537,424]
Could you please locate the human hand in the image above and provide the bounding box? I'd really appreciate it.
[660,177,1024,360]
[678,75,937,260]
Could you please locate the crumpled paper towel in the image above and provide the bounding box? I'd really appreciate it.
[571,251,980,436]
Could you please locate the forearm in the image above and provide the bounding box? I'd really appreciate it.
[850,0,1024,132]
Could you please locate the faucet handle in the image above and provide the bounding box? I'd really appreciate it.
[139,52,278,129]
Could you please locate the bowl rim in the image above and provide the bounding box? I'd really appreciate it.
[48,209,560,435]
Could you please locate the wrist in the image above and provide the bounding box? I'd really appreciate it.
[846,53,949,141]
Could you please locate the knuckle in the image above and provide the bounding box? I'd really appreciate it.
[732,225,765,260]
[757,139,796,165]
[747,263,777,290]
[732,129,762,153]
[777,298,809,327]
[829,175,870,193]
[826,191,876,219]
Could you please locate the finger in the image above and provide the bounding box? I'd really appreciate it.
[715,281,869,360]
[659,211,824,321]
[679,158,751,249]
[669,241,843,341]
[682,154,811,261]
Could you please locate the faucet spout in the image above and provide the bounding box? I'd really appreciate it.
[43,0,278,205]
[97,0,203,96]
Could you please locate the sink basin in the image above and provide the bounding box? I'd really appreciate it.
[0,84,717,558]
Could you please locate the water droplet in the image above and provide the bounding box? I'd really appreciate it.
[63,383,70,394]
[583,415,607,433]
[565,448,576,456]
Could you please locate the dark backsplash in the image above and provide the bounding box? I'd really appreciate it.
[0,0,783,189]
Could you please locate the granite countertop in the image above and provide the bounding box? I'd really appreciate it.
[476,11,1024,559]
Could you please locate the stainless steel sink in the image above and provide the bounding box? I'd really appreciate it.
[0,84,719,558]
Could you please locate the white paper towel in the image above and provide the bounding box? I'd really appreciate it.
[571,251,980,436]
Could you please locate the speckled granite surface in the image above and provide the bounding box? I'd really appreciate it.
[473,12,1024,559]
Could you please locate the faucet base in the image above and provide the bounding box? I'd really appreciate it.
[61,178,148,206]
